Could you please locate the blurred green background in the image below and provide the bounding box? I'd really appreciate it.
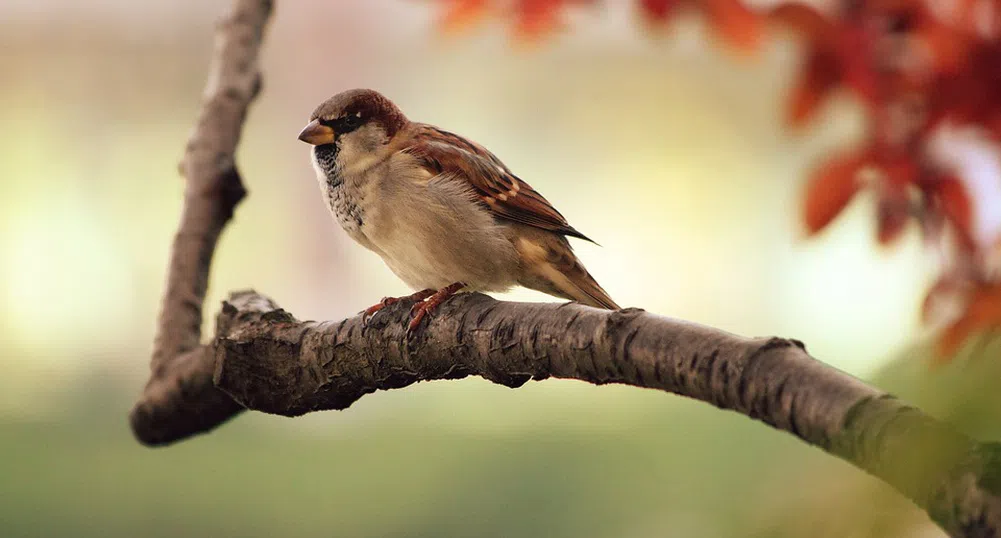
[1,1,989,537]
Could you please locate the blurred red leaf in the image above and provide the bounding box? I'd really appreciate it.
[922,274,968,326]
[875,184,911,244]
[920,17,972,74]
[953,0,989,38]
[928,41,1001,132]
[704,0,762,54]
[439,0,489,34]
[835,22,880,109]
[513,0,568,43]
[989,112,1001,141]
[787,48,841,127]
[869,151,920,245]
[775,2,880,126]
[770,3,835,46]
[938,283,1001,359]
[877,150,919,187]
[802,149,871,234]
[771,4,837,127]
[932,175,976,250]
[639,0,679,22]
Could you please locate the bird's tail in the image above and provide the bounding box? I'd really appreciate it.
[560,256,619,310]
[517,233,620,310]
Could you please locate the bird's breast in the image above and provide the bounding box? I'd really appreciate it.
[328,184,366,238]
[312,146,370,246]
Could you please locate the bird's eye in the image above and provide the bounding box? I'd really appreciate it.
[339,113,363,132]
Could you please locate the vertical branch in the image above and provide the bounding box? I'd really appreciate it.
[132,0,274,444]
[151,0,272,372]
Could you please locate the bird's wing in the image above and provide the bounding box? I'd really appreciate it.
[402,124,594,242]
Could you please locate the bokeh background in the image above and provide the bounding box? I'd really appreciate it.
[3,1,999,537]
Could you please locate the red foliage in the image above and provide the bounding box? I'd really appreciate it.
[437,0,598,43]
[438,0,490,34]
[437,0,761,50]
[939,282,1001,358]
[771,3,879,126]
[701,0,762,53]
[802,149,869,234]
[434,0,1001,360]
[512,0,567,42]
[933,175,976,250]
[640,0,677,22]
[635,0,762,53]
[781,0,1001,360]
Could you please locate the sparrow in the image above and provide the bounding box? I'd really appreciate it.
[298,89,619,331]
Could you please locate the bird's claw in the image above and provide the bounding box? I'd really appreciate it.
[361,289,438,328]
[403,282,465,337]
[360,296,399,326]
[407,301,432,334]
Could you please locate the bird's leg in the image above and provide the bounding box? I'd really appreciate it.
[408,282,466,333]
[362,288,436,323]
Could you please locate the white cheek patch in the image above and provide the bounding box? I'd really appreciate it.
[310,146,321,172]
[310,145,343,190]
[310,147,326,181]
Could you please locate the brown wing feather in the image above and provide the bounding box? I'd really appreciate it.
[403,124,595,242]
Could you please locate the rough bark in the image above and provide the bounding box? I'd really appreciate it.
[129,1,1001,537]
[130,0,271,443]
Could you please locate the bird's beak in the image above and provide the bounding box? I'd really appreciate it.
[297,119,335,145]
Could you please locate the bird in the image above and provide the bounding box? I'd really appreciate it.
[298,89,619,332]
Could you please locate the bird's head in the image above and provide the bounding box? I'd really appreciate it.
[298,89,408,179]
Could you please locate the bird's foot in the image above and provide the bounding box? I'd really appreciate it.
[362,289,435,325]
[407,282,466,334]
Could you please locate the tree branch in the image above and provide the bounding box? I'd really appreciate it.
[131,0,271,443]
[129,1,1001,537]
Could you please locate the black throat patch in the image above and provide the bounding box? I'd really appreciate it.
[314,144,342,188]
